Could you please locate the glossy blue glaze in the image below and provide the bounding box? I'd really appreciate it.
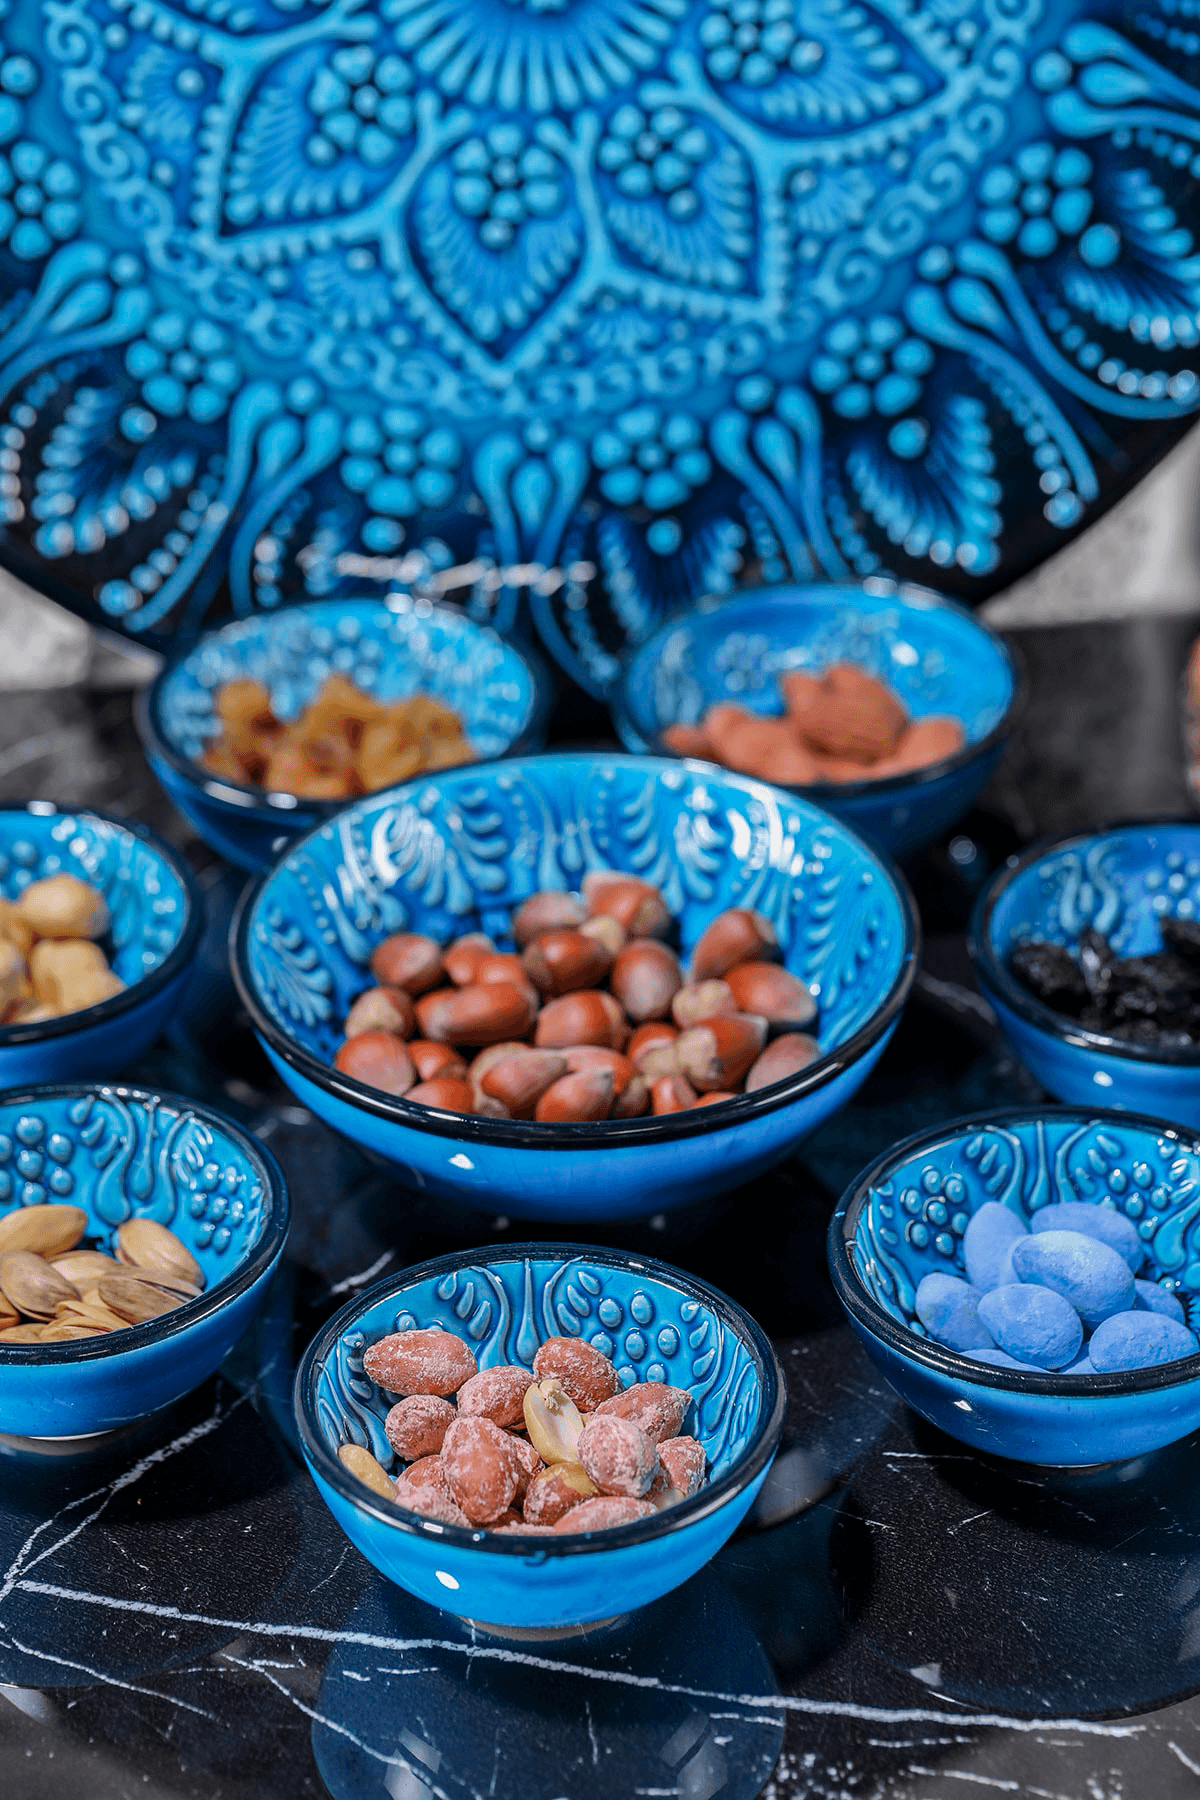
[295,1245,785,1629]
[0,808,203,1086]
[969,822,1200,1129]
[829,1107,1200,1466]
[0,1083,288,1436]
[232,753,918,1222]
[613,582,1019,858]
[138,597,550,872]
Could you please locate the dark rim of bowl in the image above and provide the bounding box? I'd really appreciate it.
[610,582,1026,800]
[828,1102,1200,1396]
[968,815,1200,1068]
[136,595,554,821]
[0,804,205,1045]
[229,754,921,1148]
[0,1081,289,1362]
[294,1240,787,1557]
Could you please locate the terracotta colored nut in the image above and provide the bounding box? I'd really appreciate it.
[561,1047,650,1119]
[614,1074,650,1117]
[662,722,713,759]
[627,1021,679,1071]
[535,1068,615,1123]
[480,1050,567,1118]
[552,1495,656,1533]
[406,1077,476,1113]
[440,1416,523,1524]
[579,915,626,956]
[671,980,736,1030]
[690,908,780,982]
[371,933,444,995]
[658,1436,706,1498]
[408,1040,470,1083]
[343,985,416,1041]
[509,1432,543,1501]
[443,933,497,986]
[703,707,823,784]
[745,1032,820,1091]
[805,663,908,761]
[611,941,683,1022]
[512,890,587,946]
[471,1091,511,1119]
[578,1414,659,1498]
[415,982,538,1046]
[651,1074,697,1115]
[582,874,670,939]
[335,1031,417,1097]
[523,929,615,997]
[495,1521,558,1536]
[533,1335,622,1410]
[599,990,629,1051]
[468,1041,534,1086]
[523,1461,596,1525]
[475,952,530,989]
[870,715,965,776]
[384,1394,455,1460]
[535,990,623,1051]
[675,1014,767,1091]
[455,1364,534,1429]
[724,961,816,1032]
[394,1456,471,1527]
[17,874,109,940]
[364,1327,478,1397]
[594,1381,691,1442]
[692,1091,737,1109]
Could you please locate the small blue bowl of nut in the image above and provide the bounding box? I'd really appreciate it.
[829,1106,1200,1466]
[295,1243,785,1632]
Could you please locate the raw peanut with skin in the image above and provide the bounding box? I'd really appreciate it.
[364,1327,478,1397]
[535,1068,615,1123]
[335,1032,416,1096]
[512,891,587,945]
[441,1416,524,1523]
[724,962,816,1032]
[579,915,626,956]
[583,875,670,939]
[480,1050,567,1118]
[523,929,614,997]
[17,874,110,940]
[523,1461,596,1525]
[384,1394,456,1460]
[671,980,736,1030]
[594,1382,691,1442]
[651,1074,698,1114]
[553,1495,656,1532]
[408,1040,470,1083]
[338,1443,395,1500]
[658,1436,706,1497]
[395,1456,471,1526]
[406,1076,476,1112]
[371,933,444,995]
[343,986,415,1040]
[578,1413,659,1497]
[443,933,496,986]
[690,909,780,982]
[456,1364,534,1429]
[611,941,682,1022]
[533,1335,622,1410]
[534,989,623,1051]
[675,1015,768,1091]
[415,982,537,1046]
[745,1032,820,1090]
[662,723,713,759]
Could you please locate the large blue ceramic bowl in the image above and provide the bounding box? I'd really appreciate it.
[613,582,1020,860]
[969,822,1200,1129]
[232,754,919,1222]
[0,1083,289,1437]
[137,595,551,871]
[0,806,203,1087]
[295,1244,785,1631]
[829,1107,1200,1467]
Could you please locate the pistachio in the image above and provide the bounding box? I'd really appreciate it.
[0,1204,88,1260]
[338,1442,397,1500]
[50,1250,122,1286]
[0,1298,17,1331]
[55,1294,127,1333]
[0,1321,100,1343]
[115,1218,204,1291]
[0,1250,78,1318]
[97,1275,183,1325]
[522,1376,585,1464]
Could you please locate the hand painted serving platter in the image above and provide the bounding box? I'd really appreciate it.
[0,0,1196,689]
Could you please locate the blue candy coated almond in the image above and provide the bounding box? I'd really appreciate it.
[1030,1200,1142,1272]
[976,1282,1083,1369]
[967,1346,1046,1370]
[1011,1229,1135,1326]
[1088,1311,1200,1373]
[915,1272,994,1352]
[963,1201,1028,1293]
[1060,1353,1096,1376]
[1134,1279,1186,1325]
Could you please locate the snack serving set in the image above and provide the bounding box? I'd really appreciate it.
[5,576,1200,1639]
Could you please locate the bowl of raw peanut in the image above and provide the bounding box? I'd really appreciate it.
[138,594,550,871]
[295,1244,785,1631]
[233,751,919,1222]
[0,805,203,1086]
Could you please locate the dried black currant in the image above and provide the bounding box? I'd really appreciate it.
[1078,927,1117,999]
[1161,916,1200,965]
[1009,942,1089,1013]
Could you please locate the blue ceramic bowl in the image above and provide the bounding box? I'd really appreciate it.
[0,1083,289,1436]
[829,1107,1200,1467]
[0,806,203,1087]
[969,822,1200,1129]
[612,582,1021,859]
[138,595,551,871]
[295,1244,785,1631]
[232,753,919,1222]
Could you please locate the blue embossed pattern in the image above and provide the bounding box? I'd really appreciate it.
[313,1253,763,1485]
[154,595,543,768]
[0,2,1197,688]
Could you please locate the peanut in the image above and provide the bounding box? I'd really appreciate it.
[385,1395,456,1460]
[0,939,24,1012]
[552,1495,656,1532]
[523,1461,596,1525]
[0,897,34,958]
[456,1364,534,1429]
[578,1414,659,1498]
[658,1436,706,1497]
[338,1443,396,1501]
[441,1416,523,1523]
[594,1382,691,1441]
[703,707,822,784]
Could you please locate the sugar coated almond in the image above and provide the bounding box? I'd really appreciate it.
[593,1381,691,1442]
[456,1364,534,1429]
[552,1495,656,1533]
[578,1413,658,1497]
[658,1436,706,1497]
[533,1334,622,1410]
[363,1327,478,1397]
[441,1416,523,1524]
[384,1394,456,1460]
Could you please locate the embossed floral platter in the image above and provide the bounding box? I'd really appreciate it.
[0,0,1198,690]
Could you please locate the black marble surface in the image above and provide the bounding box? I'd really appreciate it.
[4,614,1200,1799]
